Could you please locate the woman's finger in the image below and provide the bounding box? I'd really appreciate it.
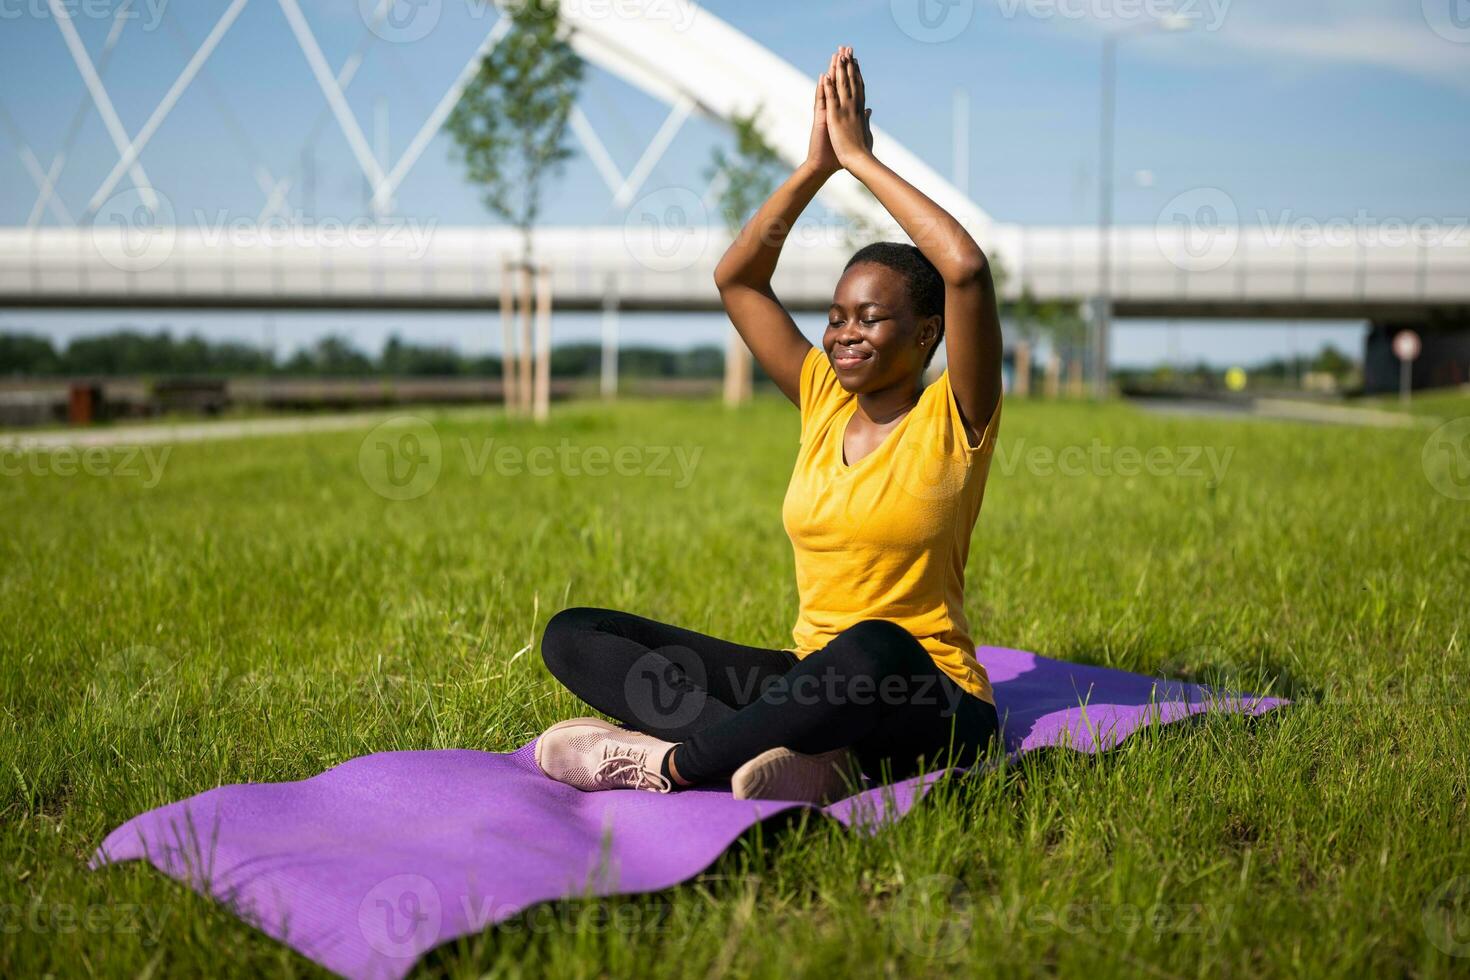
[838,49,854,104]
[852,54,865,105]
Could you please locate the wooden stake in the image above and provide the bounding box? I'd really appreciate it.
[518,263,534,416]
[723,327,750,406]
[1045,351,1061,399]
[534,264,552,422]
[1014,341,1031,397]
[500,259,517,412]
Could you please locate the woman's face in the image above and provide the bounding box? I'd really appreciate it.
[824,262,938,394]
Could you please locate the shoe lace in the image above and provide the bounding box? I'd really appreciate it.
[593,744,672,793]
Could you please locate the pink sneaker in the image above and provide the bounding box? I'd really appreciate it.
[534,717,675,794]
[731,746,859,805]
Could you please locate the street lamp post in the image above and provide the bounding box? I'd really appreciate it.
[1094,15,1190,399]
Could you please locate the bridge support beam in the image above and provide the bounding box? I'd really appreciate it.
[1090,295,1111,398]
[1363,314,1470,394]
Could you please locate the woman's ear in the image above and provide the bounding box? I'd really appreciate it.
[917,315,942,351]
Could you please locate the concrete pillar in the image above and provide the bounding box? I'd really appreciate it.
[601,275,619,400]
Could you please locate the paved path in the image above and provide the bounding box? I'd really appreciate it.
[0,408,492,452]
[1134,397,1440,430]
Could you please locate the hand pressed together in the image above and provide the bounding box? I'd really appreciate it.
[821,45,874,171]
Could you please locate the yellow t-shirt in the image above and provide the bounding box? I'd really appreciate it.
[781,345,1001,704]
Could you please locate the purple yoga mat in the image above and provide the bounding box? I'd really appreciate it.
[93,647,1285,979]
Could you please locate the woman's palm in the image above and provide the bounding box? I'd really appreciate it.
[808,81,840,174]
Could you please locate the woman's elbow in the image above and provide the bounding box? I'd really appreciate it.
[945,248,990,286]
[712,263,736,292]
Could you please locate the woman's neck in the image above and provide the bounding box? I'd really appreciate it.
[855,376,923,425]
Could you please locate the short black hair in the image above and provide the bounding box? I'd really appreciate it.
[843,242,945,367]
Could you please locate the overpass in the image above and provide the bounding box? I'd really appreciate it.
[3,0,1468,390]
[4,223,1468,320]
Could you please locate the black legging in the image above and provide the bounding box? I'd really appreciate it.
[540,607,999,784]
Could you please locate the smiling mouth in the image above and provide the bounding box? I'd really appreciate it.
[831,348,872,368]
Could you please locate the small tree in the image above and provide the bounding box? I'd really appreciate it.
[707,109,785,405]
[447,0,583,266]
[447,0,583,417]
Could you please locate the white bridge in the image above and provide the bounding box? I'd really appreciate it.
[4,222,1469,321]
[3,0,1468,332]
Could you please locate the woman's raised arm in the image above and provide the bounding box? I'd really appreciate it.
[712,77,841,405]
[824,47,1003,442]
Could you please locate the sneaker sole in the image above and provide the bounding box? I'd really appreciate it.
[731,747,858,805]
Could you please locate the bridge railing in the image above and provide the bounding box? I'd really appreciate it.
[1,225,1467,314]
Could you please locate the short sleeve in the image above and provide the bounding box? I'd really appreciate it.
[797,345,850,445]
[935,370,1002,458]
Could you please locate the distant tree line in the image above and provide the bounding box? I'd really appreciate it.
[0,331,726,380]
[1113,343,1360,390]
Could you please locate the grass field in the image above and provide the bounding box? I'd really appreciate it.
[2,393,1467,978]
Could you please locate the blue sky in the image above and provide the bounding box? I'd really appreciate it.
[2,0,1467,365]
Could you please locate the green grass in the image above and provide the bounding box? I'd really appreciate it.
[2,395,1467,977]
[1358,387,1470,420]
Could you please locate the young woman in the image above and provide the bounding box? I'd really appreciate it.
[535,47,1005,804]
